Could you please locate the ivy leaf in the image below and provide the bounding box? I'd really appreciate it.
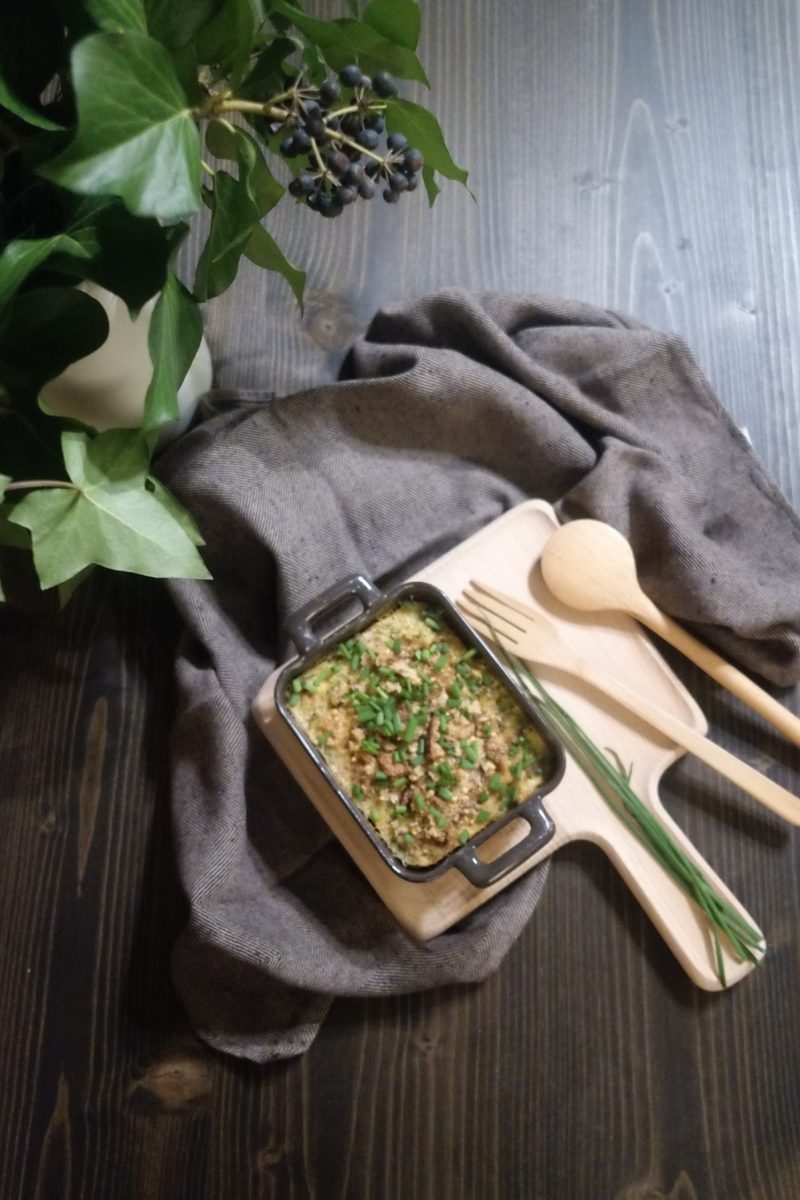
[194,172,261,302]
[0,74,64,131]
[238,36,297,99]
[0,235,91,312]
[192,0,256,86]
[270,1,429,84]
[145,476,205,545]
[143,273,203,429]
[0,287,109,391]
[205,120,285,215]
[196,119,285,300]
[62,196,177,313]
[420,163,440,207]
[39,32,202,221]
[144,0,226,49]
[0,0,67,130]
[243,222,305,309]
[86,0,147,33]
[8,429,211,588]
[362,0,420,50]
[384,98,469,188]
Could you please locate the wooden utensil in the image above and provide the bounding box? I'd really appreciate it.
[460,581,800,825]
[539,518,800,748]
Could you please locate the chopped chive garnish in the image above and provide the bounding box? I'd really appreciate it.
[488,773,504,791]
[374,770,388,782]
[414,793,426,810]
[437,787,453,802]
[393,777,408,789]
[458,830,470,844]
[394,804,408,816]
[369,808,380,823]
[361,739,381,755]
[352,783,364,800]
[477,809,491,823]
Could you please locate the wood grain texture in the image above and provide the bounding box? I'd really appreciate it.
[3,1,800,1197]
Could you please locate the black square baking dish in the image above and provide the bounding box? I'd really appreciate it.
[274,574,565,888]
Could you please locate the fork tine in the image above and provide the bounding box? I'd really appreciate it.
[457,600,522,648]
[469,579,540,626]
[455,604,525,652]
[461,588,527,635]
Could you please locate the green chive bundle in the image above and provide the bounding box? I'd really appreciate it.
[507,653,764,986]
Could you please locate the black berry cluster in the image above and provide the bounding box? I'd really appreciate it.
[272,66,424,218]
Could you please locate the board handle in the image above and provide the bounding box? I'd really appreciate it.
[589,799,765,990]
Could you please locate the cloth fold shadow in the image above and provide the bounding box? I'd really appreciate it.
[157,288,800,1062]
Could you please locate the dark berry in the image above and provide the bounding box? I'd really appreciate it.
[403,148,423,173]
[386,132,408,152]
[357,128,380,150]
[388,170,409,193]
[365,114,385,133]
[338,185,357,205]
[341,114,363,136]
[364,159,381,177]
[372,71,397,98]
[292,128,311,152]
[358,177,376,200]
[340,64,363,87]
[280,135,298,157]
[319,79,341,106]
[382,187,400,203]
[306,116,327,140]
[360,76,372,91]
[405,173,420,191]
[327,150,350,176]
[288,171,316,197]
[303,100,321,119]
[343,162,365,186]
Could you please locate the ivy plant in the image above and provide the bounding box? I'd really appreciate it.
[0,0,466,602]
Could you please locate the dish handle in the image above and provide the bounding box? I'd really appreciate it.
[287,574,383,654]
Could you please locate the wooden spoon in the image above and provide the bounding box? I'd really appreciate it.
[460,582,800,825]
[539,519,800,748]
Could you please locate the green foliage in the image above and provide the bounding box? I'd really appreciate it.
[8,430,211,588]
[0,0,465,600]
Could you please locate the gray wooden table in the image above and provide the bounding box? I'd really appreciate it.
[2,2,800,1197]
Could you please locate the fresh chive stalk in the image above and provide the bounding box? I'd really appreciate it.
[505,652,764,986]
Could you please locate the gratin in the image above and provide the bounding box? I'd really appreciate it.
[291,599,553,867]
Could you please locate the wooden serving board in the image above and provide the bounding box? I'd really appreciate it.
[252,500,763,990]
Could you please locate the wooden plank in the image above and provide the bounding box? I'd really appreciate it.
[2,0,800,1197]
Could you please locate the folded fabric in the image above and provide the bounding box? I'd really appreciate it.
[157,288,800,1062]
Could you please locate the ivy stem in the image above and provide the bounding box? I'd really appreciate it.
[321,125,386,164]
[5,480,75,491]
[309,138,328,177]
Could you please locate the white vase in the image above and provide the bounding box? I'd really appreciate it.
[40,283,212,443]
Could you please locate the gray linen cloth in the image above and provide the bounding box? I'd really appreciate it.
[157,288,800,1062]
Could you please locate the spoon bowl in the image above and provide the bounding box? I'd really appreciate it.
[539,518,800,748]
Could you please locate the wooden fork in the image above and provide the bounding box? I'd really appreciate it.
[459,580,800,825]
